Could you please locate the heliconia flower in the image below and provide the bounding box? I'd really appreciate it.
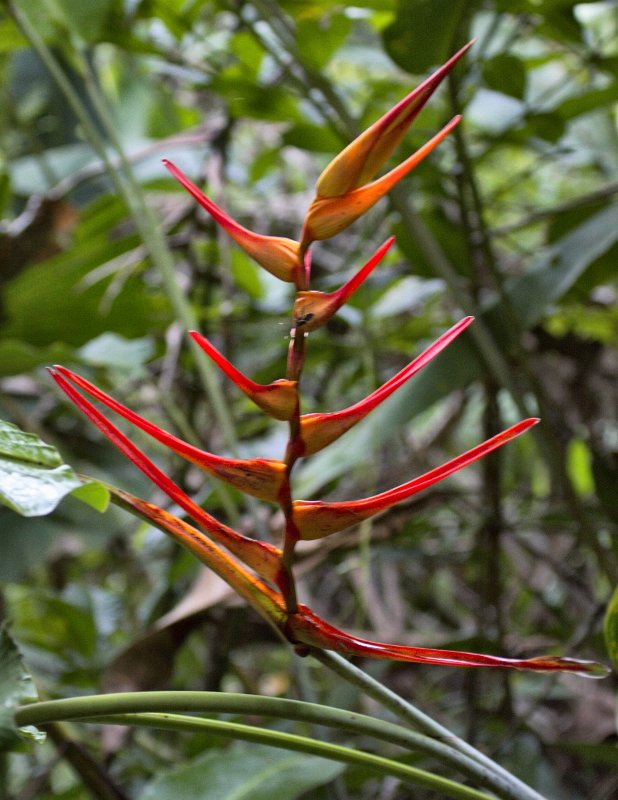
[286,604,609,676]
[163,159,301,284]
[51,366,286,503]
[190,332,298,421]
[299,316,474,456]
[111,485,608,677]
[112,487,288,628]
[293,419,538,539]
[293,237,395,333]
[48,368,283,585]
[301,117,461,248]
[315,42,474,199]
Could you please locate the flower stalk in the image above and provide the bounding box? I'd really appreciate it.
[50,46,607,678]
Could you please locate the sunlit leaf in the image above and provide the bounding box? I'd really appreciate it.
[0,420,109,517]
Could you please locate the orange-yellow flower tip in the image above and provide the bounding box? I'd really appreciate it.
[163,159,300,282]
[314,42,473,199]
[302,116,460,244]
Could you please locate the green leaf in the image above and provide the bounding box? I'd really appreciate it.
[78,333,156,372]
[0,625,40,752]
[137,745,345,800]
[0,419,63,468]
[297,13,353,71]
[603,584,618,673]
[383,0,473,74]
[482,54,527,100]
[0,420,109,517]
[0,340,76,379]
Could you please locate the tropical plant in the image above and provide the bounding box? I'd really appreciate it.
[1,2,617,799]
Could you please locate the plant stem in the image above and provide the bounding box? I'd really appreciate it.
[311,650,548,800]
[16,693,496,800]
[15,690,544,800]
[93,714,494,800]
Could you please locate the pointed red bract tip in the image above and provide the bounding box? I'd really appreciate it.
[52,365,286,502]
[163,159,301,283]
[287,605,609,675]
[49,368,283,584]
[299,316,475,455]
[293,417,539,539]
[293,237,395,333]
[190,332,298,421]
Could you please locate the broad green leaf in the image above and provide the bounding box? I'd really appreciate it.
[383,0,472,74]
[0,419,63,468]
[0,420,109,517]
[137,745,345,800]
[2,233,169,349]
[6,586,99,661]
[603,584,618,673]
[0,625,40,751]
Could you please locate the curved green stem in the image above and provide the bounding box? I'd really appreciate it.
[15,690,541,799]
[312,650,548,800]
[15,695,494,800]
[89,713,493,800]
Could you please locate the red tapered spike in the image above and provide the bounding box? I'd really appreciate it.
[300,316,474,455]
[302,116,461,247]
[315,42,474,198]
[287,605,609,676]
[164,160,301,284]
[49,369,282,584]
[293,418,539,539]
[111,487,287,628]
[53,366,286,502]
[190,332,298,421]
[293,238,395,333]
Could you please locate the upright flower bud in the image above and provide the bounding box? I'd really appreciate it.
[301,118,460,246]
[315,42,474,198]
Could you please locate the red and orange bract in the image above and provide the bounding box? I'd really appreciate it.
[51,46,607,677]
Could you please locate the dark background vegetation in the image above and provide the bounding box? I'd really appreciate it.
[0,0,617,797]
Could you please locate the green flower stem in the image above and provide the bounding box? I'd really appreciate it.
[16,696,494,800]
[312,650,548,800]
[16,690,532,799]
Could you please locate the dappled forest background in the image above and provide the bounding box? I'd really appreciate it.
[1,0,617,798]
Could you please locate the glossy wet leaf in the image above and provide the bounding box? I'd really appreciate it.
[0,419,109,516]
[0,625,41,751]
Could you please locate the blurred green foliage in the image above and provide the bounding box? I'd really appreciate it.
[0,0,617,797]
